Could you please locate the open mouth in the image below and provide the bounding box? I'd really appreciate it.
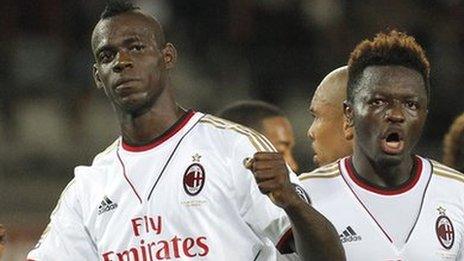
[380,132,404,154]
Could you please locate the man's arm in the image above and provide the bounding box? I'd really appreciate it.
[246,152,345,261]
[27,179,98,260]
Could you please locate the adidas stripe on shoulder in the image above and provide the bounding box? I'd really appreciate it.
[200,115,277,153]
[431,160,464,184]
[299,161,340,181]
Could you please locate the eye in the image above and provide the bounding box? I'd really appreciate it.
[99,52,114,63]
[370,98,386,107]
[130,44,145,52]
[405,101,418,110]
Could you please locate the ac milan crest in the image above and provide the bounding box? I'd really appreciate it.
[435,206,454,250]
[183,163,206,196]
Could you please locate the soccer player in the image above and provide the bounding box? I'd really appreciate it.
[443,112,464,172]
[218,100,299,171]
[299,30,464,259]
[308,66,353,167]
[27,1,344,260]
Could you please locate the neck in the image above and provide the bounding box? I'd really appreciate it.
[351,148,414,188]
[117,90,186,146]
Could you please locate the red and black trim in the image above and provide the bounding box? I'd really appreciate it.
[345,156,422,195]
[276,228,294,254]
[122,109,196,152]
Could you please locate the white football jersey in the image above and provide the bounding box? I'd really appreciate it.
[27,111,301,261]
[299,156,464,260]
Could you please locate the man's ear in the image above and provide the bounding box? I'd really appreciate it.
[162,43,177,70]
[343,118,354,140]
[93,64,104,89]
[343,100,354,127]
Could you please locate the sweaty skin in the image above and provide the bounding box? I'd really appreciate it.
[344,65,428,188]
[308,66,353,166]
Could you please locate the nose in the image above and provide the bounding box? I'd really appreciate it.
[385,101,405,123]
[113,51,133,73]
[307,124,315,140]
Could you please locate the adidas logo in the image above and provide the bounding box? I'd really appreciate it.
[98,196,118,215]
[339,226,362,243]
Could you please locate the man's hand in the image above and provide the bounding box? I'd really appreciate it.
[244,152,301,209]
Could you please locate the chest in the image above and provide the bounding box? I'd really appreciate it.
[85,147,247,258]
[314,180,463,261]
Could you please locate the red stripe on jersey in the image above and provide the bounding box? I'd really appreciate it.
[122,110,196,152]
[345,156,422,195]
[276,228,293,254]
[117,148,143,204]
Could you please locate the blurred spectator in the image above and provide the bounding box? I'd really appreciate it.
[443,112,464,173]
[0,224,6,259]
[218,100,299,172]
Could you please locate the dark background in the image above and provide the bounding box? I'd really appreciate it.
[1,0,464,258]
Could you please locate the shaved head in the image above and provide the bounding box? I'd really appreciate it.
[313,66,348,109]
[91,10,166,54]
[308,66,353,166]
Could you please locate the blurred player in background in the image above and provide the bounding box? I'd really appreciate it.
[0,224,5,260]
[218,100,299,172]
[27,1,344,260]
[299,30,464,259]
[443,112,464,172]
[308,66,353,167]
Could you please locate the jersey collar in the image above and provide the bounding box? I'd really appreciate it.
[121,109,196,152]
[343,155,423,195]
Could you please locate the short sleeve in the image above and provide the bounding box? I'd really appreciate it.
[27,179,98,261]
[230,134,295,253]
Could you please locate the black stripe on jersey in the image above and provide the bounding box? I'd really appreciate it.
[404,159,433,243]
[347,226,357,235]
[252,249,262,261]
[147,115,205,201]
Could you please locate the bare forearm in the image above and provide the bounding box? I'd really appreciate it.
[284,199,345,261]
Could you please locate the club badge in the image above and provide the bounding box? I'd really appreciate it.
[436,206,454,250]
[183,154,205,196]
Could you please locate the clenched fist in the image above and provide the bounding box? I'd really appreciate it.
[244,152,301,209]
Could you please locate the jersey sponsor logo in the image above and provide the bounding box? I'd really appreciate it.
[293,184,311,204]
[183,163,206,196]
[102,215,210,260]
[98,196,118,215]
[339,226,362,243]
[436,206,454,250]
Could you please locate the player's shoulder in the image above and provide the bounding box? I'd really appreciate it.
[74,139,119,180]
[197,114,276,152]
[299,160,341,182]
[428,157,464,185]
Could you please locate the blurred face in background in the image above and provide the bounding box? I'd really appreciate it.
[308,67,353,166]
[261,116,299,172]
[0,224,6,259]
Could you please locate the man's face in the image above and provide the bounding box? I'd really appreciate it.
[92,12,170,113]
[308,93,352,166]
[347,65,428,165]
[261,116,299,172]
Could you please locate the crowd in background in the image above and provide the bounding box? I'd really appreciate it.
[1,0,464,259]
